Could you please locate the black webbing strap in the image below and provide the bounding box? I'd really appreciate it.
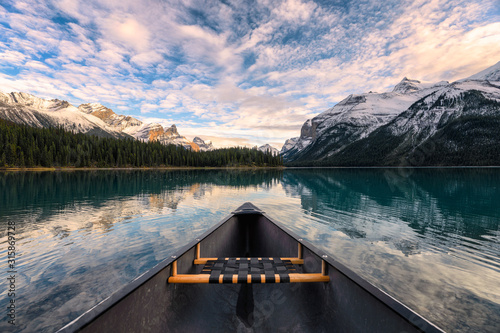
[209,269,220,283]
[203,257,295,284]
[240,261,248,271]
[238,269,247,283]
[265,269,276,283]
[279,273,290,283]
[223,274,233,283]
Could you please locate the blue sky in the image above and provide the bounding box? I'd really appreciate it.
[0,0,499,148]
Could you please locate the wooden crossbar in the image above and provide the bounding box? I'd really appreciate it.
[168,273,329,284]
[169,241,329,284]
[193,257,304,265]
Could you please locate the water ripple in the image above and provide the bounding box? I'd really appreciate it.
[0,169,499,332]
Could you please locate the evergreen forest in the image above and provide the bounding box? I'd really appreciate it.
[0,119,283,168]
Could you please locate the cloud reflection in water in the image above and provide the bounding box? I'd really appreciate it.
[0,169,499,332]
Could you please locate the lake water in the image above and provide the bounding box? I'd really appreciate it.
[0,168,499,332]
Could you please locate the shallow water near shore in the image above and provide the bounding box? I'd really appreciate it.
[0,168,499,332]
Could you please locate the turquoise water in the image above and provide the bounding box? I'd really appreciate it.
[0,169,499,332]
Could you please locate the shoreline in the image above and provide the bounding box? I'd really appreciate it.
[0,166,286,172]
[1,165,500,172]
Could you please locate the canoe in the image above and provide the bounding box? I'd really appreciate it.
[59,202,444,332]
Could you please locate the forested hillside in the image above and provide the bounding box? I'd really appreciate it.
[0,119,282,168]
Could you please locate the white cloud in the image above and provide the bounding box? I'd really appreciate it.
[101,16,151,52]
[130,51,164,67]
[139,102,158,114]
[273,0,318,24]
[0,50,28,67]
[0,0,499,148]
[57,40,94,63]
[159,94,182,109]
[53,0,92,24]
[176,24,242,73]
[93,40,127,65]
[24,60,52,72]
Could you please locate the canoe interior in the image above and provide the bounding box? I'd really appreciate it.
[63,203,442,333]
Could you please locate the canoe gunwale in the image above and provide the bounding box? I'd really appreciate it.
[259,210,445,333]
[58,202,444,333]
[57,212,236,333]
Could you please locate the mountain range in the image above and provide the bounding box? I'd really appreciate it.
[2,61,499,166]
[282,61,500,166]
[0,92,214,152]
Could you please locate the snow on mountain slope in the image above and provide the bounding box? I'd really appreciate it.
[389,80,500,138]
[464,61,500,82]
[0,92,128,139]
[125,123,162,142]
[0,91,214,150]
[193,137,214,151]
[156,125,200,152]
[126,123,199,151]
[280,137,298,155]
[326,84,500,166]
[78,103,207,151]
[283,78,447,162]
[258,144,279,156]
[283,61,500,165]
[78,103,142,132]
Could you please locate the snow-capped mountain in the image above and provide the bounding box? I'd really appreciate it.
[193,137,215,151]
[326,81,500,166]
[258,144,280,156]
[134,123,200,151]
[282,77,448,162]
[284,61,500,166]
[0,92,213,151]
[0,92,130,139]
[77,103,200,151]
[78,103,142,131]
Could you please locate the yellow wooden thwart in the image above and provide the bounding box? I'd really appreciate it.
[169,240,329,284]
[168,273,329,284]
[193,257,304,265]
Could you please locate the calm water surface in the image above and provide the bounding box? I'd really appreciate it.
[0,169,499,332]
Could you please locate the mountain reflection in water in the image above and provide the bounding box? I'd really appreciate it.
[0,168,498,332]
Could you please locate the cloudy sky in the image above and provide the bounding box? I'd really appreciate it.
[0,0,499,148]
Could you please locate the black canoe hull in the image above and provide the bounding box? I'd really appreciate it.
[59,203,443,333]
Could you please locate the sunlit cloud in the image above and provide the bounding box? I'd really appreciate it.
[0,49,28,67]
[0,0,499,148]
[102,16,151,52]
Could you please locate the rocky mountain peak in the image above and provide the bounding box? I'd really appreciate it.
[338,94,367,105]
[164,124,179,137]
[193,136,214,151]
[392,77,422,94]
[78,103,142,132]
[0,91,69,110]
[258,144,280,156]
[78,103,115,120]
